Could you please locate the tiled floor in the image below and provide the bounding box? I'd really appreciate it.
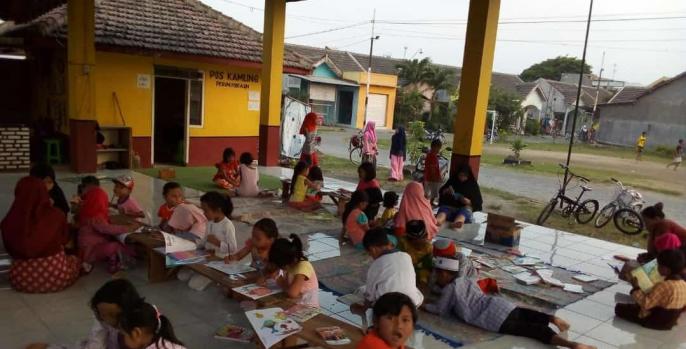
[1,168,685,349]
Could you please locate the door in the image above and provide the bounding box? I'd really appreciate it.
[154,77,187,165]
[367,93,387,127]
[337,90,354,125]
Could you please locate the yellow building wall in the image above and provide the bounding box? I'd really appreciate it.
[94,51,262,138]
[343,71,398,129]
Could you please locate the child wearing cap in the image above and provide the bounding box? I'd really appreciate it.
[429,239,477,293]
[425,256,596,349]
[112,175,145,219]
[397,220,433,285]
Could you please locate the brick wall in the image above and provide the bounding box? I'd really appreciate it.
[0,125,30,171]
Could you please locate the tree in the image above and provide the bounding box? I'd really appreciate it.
[488,87,523,131]
[423,65,457,116]
[396,57,433,87]
[393,89,425,128]
[520,56,592,82]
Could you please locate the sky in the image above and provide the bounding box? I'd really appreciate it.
[201,0,686,85]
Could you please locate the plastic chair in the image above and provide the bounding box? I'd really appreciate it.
[45,138,62,165]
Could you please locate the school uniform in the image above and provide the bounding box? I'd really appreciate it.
[363,250,424,307]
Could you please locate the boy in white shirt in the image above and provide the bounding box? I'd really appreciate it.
[351,228,424,324]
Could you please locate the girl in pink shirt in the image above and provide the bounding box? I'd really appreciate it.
[342,190,370,249]
[112,176,144,219]
[167,203,207,241]
[236,152,260,197]
[268,234,319,307]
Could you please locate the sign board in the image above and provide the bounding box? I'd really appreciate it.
[137,74,151,89]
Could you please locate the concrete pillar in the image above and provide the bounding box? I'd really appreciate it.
[67,0,97,173]
[258,0,286,166]
[451,0,501,179]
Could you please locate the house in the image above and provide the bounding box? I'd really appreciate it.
[0,0,310,168]
[287,44,398,129]
[597,72,686,147]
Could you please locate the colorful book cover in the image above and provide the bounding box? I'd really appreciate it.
[631,259,664,292]
[232,283,282,300]
[246,308,301,348]
[285,304,321,323]
[206,261,256,275]
[168,250,209,262]
[214,324,255,343]
[316,326,351,346]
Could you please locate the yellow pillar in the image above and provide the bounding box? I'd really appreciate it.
[67,0,98,173]
[452,0,500,179]
[258,0,286,166]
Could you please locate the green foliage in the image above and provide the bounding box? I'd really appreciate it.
[525,118,540,135]
[393,88,425,128]
[520,56,592,82]
[654,145,674,158]
[407,121,428,163]
[396,57,433,87]
[509,138,527,159]
[488,87,523,132]
[408,121,426,143]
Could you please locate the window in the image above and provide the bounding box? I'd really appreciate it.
[189,80,203,126]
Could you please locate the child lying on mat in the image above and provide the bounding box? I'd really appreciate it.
[424,256,596,349]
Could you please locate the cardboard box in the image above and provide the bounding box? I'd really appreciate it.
[485,213,522,247]
[158,168,176,180]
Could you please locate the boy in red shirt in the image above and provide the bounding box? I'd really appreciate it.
[423,139,443,205]
[158,182,184,230]
[356,292,416,349]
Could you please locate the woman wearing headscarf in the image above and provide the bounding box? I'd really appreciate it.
[637,202,686,263]
[1,176,80,293]
[394,182,439,239]
[389,127,406,181]
[300,112,319,166]
[362,121,378,165]
[437,164,483,228]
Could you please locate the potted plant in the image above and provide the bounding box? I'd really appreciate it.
[503,138,531,165]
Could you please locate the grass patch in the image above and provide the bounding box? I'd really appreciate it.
[491,141,670,163]
[377,138,391,150]
[135,166,281,193]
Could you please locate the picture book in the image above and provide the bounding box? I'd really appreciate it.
[512,256,540,266]
[206,261,256,275]
[168,250,210,263]
[316,326,351,346]
[246,308,302,348]
[161,232,197,253]
[572,274,599,283]
[535,269,564,287]
[232,283,282,300]
[214,323,255,343]
[513,272,541,285]
[631,259,664,292]
[285,304,321,323]
[500,265,527,274]
[563,283,584,294]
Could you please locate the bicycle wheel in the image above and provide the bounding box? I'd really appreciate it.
[575,199,599,224]
[594,204,616,228]
[613,208,644,235]
[349,147,362,165]
[537,198,558,225]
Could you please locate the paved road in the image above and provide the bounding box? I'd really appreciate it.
[317,127,685,225]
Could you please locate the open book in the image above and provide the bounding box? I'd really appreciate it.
[161,231,197,253]
[631,259,664,293]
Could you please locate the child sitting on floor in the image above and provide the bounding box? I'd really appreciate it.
[166,201,207,242]
[378,191,399,228]
[26,279,143,349]
[112,175,145,219]
[213,147,240,191]
[615,249,686,330]
[306,166,324,202]
[288,161,320,211]
[356,292,417,349]
[227,218,279,273]
[351,228,424,318]
[397,220,433,285]
[436,186,474,229]
[268,234,319,307]
[158,182,184,231]
[119,301,186,349]
[341,190,370,248]
[179,191,237,291]
[236,152,260,197]
[425,256,595,349]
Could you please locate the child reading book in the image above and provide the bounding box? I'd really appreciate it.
[236,152,260,197]
[119,301,186,349]
[213,147,240,191]
[288,161,320,211]
[112,175,145,219]
[397,220,433,285]
[158,182,183,230]
[378,191,399,228]
[342,190,370,248]
[615,249,686,330]
[268,234,319,307]
[27,279,143,349]
[227,218,279,273]
[424,256,596,349]
[356,292,417,349]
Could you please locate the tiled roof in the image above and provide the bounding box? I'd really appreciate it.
[350,52,403,75]
[490,72,524,95]
[515,82,537,99]
[606,86,648,104]
[4,0,311,70]
[546,80,613,105]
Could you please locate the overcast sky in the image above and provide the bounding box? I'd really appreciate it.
[201,0,686,85]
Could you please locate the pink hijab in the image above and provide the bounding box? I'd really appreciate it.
[363,121,377,145]
[395,182,438,239]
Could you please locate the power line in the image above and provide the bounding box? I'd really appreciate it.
[332,38,371,49]
[376,15,686,26]
[286,21,370,39]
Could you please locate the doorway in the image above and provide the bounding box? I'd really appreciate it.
[154,77,187,165]
[337,90,354,125]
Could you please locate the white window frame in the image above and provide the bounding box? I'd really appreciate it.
[188,71,205,128]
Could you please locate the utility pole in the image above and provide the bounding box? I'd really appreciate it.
[592,51,605,115]
[403,46,408,59]
[363,9,378,127]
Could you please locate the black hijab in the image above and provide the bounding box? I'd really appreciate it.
[440,164,483,212]
[390,127,406,158]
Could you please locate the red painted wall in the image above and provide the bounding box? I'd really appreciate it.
[188,136,259,167]
[132,137,152,168]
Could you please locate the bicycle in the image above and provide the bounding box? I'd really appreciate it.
[594,178,645,235]
[412,146,451,182]
[348,131,377,167]
[537,164,599,225]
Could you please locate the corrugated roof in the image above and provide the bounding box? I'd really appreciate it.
[291,74,358,87]
[2,0,311,69]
